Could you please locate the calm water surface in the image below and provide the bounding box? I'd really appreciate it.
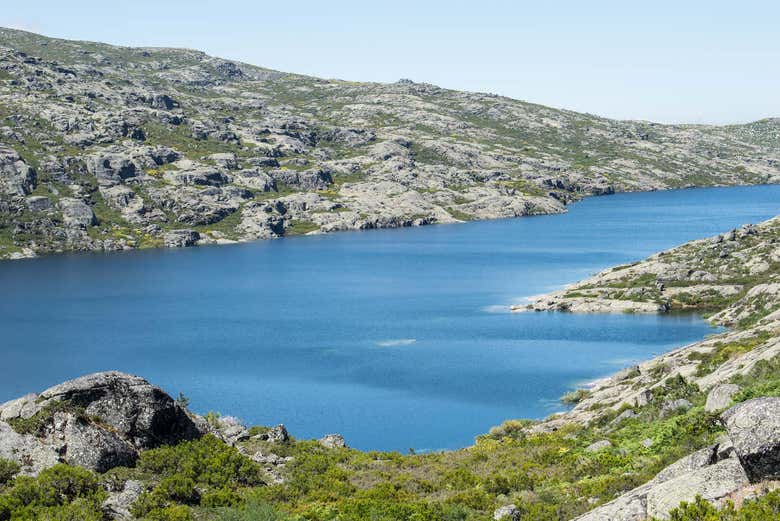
[1,185,779,451]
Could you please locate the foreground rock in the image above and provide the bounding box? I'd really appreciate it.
[573,398,780,520]
[721,397,780,482]
[0,371,204,473]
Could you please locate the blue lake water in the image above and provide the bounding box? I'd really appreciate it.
[1,185,779,451]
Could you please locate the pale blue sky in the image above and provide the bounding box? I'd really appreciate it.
[4,1,779,124]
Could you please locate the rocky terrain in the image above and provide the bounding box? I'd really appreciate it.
[1,28,779,259]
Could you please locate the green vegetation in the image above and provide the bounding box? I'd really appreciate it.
[0,460,19,486]
[0,464,107,521]
[658,490,780,521]
[285,220,320,235]
[688,330,773,377]
[7,400,89,436]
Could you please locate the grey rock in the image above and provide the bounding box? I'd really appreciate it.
[87,153,138,186]
[0,420,60,475]
[233,168,276,192]
[38,371,203,449]
[573,490,647,521]
[721,397,780,481]
[646,457,749,519]
[220,423,250,446]
[610,409,637,425]
[164,166,230,186]
[493,504,520,521]
[318,433,346,449]
[705,384,740,413]
[635,389,654,407]
[102,479,143,520]
[661,398,692,416]
[585,440,612,453]
[0,394,42,421]
[208,152,239,170]
[163,229,200,248]
[53,412,138,472]
[271,168,332,190]
[25,195,52,212]
[0,144,36,195]
[252,424,290,444]
[652,445,716,483]
[58,197,97,227]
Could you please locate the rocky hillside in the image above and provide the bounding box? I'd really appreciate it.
[1,28,779,259]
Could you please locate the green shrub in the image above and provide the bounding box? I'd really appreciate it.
[0,464,105,520]
[660,490,780,520]
[213,499,295,520]
[201,487,242,508]
[138,435,263,489]
[0,460,20,485]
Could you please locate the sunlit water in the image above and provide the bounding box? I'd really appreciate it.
[1,185,779,451]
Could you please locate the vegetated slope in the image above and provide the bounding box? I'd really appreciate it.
[1,27,779,259]
[1,221,780,520]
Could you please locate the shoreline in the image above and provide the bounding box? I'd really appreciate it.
[4,183,780,262]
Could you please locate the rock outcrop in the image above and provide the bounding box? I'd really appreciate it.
[574,398,779,520]
[0,371,204,474]
[721,397,780,482]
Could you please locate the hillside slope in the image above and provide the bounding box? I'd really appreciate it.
[1,28,779,259]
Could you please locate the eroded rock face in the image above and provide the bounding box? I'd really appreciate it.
[721,397,780,481]
[0,372,205,475]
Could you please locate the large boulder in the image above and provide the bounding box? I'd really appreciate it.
[271,168,332,190]
[0,372,204,475]
[163,166,230,186]
[36,371,203,449]
[102,479,143,520]
[58,198,97,227]
[721,397,780,481]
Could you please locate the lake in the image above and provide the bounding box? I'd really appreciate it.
[1,185,779,451]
